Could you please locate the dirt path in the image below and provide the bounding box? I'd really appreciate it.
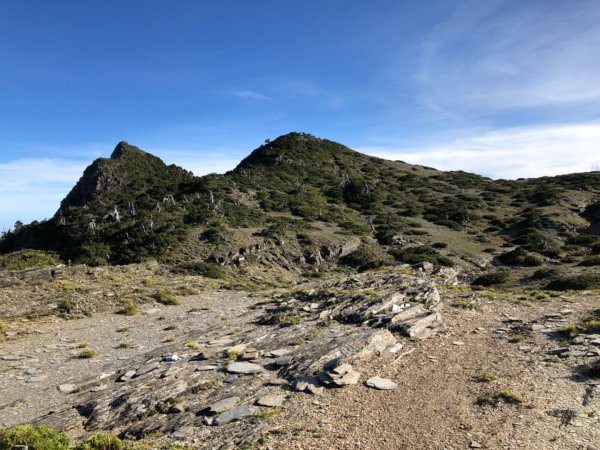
[1,279,599,450]
[267,295,600,450]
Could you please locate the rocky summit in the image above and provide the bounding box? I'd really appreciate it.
[1,133,600,449]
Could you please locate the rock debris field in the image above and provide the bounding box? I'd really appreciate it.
[0,265,599,449]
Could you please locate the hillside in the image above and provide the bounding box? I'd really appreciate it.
[1,133,600,450]
[2,132,600,289]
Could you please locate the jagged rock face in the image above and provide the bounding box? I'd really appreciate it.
[60,142,188,210]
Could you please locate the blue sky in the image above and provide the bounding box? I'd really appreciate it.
[1,0,600,230]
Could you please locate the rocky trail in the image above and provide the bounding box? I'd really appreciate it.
[0,265,599,449]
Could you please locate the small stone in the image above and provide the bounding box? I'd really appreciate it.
[333,370,361,386]
[256,394,286,407]
[268,378,289,386]
[452,341,465,346]
[224,374,238,383]
[170,431,186,440]
[389,343,404,354]
[214,405,254,425]
[170,403,185,414]
[119,370,136,381]
[196,365,219,371]
[226,362,262,374]
[391,304,404,314]
[204,417,215,426]
[275,355,293,366]
[293,376,324,395]
[531,324,546,331]
[266,348,290,358]
[58,383,77,393]
[545,313,562,319]
[547,347,570,355]
[27,375,48,383]
[162,354,179,362]
[366,376,397,390]
[470,442,482,448]
[241,349,260,360]
[209,396,240,414]
[331,363,353,375]
[590,339,600,346]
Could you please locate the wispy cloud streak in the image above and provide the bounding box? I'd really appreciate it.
[417,1,600,113]
[233,90,271,100]
[360,123,600,179]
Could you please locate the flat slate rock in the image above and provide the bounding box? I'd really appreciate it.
[209,396,240,414]
[268,378,290,386]
[214,405,254,425]
[366,376,397,390]
[256,394,286,407]
[226,361,262,374]
[58,383,77,393]
[136,362,160,376]
[275,355,293,366]
[196,365,219,371]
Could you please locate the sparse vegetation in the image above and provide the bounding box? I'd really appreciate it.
[547,274,600,291]
[119,302,138,316]
[587,359,600,377]
[0,425,70,450]
[477,389,523,405]
[471,271,510,287]
[254,407,282,421]
[74,434,124,450]
[155,290,179,305]
[474,373,496,383]
[0,249,61,271]
[78,348,97,359]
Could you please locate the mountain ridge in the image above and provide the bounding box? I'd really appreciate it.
[2,132,600,289]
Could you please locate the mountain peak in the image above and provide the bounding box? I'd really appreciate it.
[110,141,146,159]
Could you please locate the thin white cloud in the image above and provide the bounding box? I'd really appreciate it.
[0,159,88,231]
[233,90,271,100]
[418,1,600,113]
[360,123,600,179]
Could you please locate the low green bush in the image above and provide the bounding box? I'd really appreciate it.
[547,274,600,291]
[172,261,224,279]
[498,247,542,267]
[579,256,600,267]
[0,249,60,271]
[389,245,454,267]
[471,271,510,287]
[0,425,70,450]
[74,434,124,450]
[155,290,179,305]
[339,244,392,272]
